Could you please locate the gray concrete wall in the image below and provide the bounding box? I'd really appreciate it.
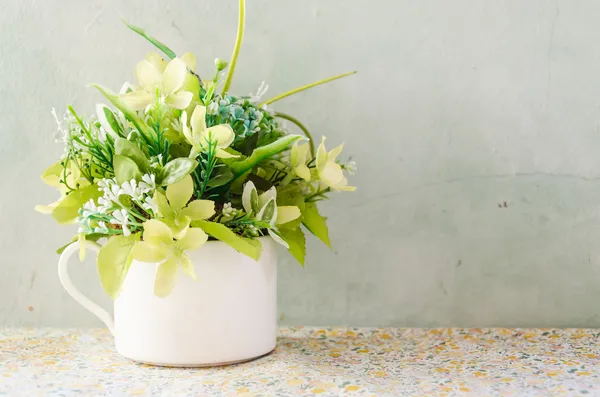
[2,0,600,327]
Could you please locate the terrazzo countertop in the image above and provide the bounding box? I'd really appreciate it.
[1,327,600,396]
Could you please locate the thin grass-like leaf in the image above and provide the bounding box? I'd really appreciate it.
[261,71,356,106]
[123,19,176,60]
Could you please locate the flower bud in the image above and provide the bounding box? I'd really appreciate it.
[214,58,229,71]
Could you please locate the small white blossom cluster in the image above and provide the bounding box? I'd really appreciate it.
[344,160,357,175]
[222,202,236,217]
[249,81,269,103]
[77,174,158,237]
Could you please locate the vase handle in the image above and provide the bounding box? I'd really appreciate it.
[58,241,115,336]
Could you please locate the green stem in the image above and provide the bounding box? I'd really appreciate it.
[274,112,315,155]
[260,71,356,106]
[221,0,245,95]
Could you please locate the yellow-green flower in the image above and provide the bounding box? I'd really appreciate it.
[35,160,89,214]
[133,219,208,297]
[316,136,356,191]
[181,105,238,159]
[290,141,311,181]
[155,175,215,238]
[121,56,193,110]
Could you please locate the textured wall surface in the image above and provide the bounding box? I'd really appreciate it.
[2,0,600,327]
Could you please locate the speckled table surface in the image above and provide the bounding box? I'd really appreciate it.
[1,327,599,397]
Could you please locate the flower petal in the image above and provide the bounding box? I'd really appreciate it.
[166,175,193,210]
[154,191,174,219]
[154,255,179,297]
[135,60,163,93]
[176,227,208,251]
[295,164,311,182]
[203,125,235,148]
[257,198,277,225]
[145,52,167,73]
[132,241,169,263]
[163,57,187,94]
[165,91,193,110]
[180,254,197,280]
[35,196,64,214]
[334,176,357,192]
[164,216,191,240]
[276,206,301,225]
[242,181,258,213]
[181,199,215,221]
[319,161,345,187]
[191,105,207,134]
[120,90,154,111]
[329,143,344,162]
[180,111,194,144]
[215,148,239,159]
[316,136,328,172]
[181,52,197,71]
[142,219,173,246]
[258,187,277,209]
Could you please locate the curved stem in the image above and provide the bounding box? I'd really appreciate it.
[260,71,356,106]
[221,0,245,95]
[274,112,315,155]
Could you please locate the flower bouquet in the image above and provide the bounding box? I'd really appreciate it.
[38,0,355,366]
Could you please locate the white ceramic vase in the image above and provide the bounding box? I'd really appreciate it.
[58,237,278,367]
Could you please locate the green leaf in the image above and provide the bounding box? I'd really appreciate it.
[301,202,331,248]
[97,104,123,138]
[52,184,102,224]
[192,220,262,261]
[229,135,303,178]
[91,84,152,137]
[257,199,276,224]
[279,227,306,266]
[206,167,234,187]
[113,155,142,184]
[158,158,198,186]
[122,20,176,59]
[154,255,180,297]
[57,233,105,255]
[115,138,150,172]
[97,234,140,299]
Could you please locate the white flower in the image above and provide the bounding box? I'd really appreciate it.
[170,118,183,134]
[97,197,113,213]
[110,209,131,236]
[249,81,269,103]
[222,202,236,217]
[142,196,158,215]
[344,160,357,175]
[121,179,140,198]
[94,221,109,234]
[207,101,219,115]
[51,108,68,144]
[81,199,98,217]
[139,174,156,193]
[247,224,259,237]
[77,217,92,234]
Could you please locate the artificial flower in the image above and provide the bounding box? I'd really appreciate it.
[290,141,311,181]
[132,219,208,297]
[154,175,215,238]
[120,56,193,110]
[316,136,356,191]
[181,105,238,159]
